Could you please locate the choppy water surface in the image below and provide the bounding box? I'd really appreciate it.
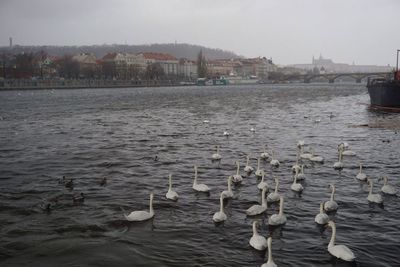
[0,84,399,267]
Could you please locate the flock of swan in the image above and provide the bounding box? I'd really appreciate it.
[123,140,398,266]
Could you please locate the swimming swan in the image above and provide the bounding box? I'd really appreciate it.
[244,155,254,173]
[367,179,383,203]
[193,165,210,192]
[166,174,178,201]
[124,193,154,221]
[261,145,270,160]
[261,237,277,267]
[267,177,280,203]
[291,171,304,192]
[246,187,268,216]
[249,221,268,250]
[296,165,306,181]
[222,176,234,198]
[327,221,356,261]
[232,161,243,183]
[270,150,280,167]
[213,192,227,223]
[333,148,344,170]
[257,171,269,191]
[324,184,338,212]
[268,196,287,226]
[255,158,263,178]
[379,176,397,195]
[212,145,222,160]
[314,202,329,225]
[310,148,324,163]
[356,163,367,181]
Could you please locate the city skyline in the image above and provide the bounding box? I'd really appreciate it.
[1,0,399,66]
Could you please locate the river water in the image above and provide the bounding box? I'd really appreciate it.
[0,84,399,267]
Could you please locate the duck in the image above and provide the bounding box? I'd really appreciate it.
[268,196,287,226]
[100,177,107,186]
[213,192,227,223]
[310,148,324,163]
[193,165,210,192]
[255,158,263,178]
[58,175,66,184]
[232,161,243,184]
[314,202,329,225]
[261,237,277,267]
[260,145,270,160]
[379,176,397,195]
[246,187,268,216]
[356,163,367,181]
[257,171,269,191]
[65,178,74,189]
[222,176,234,198]
[267,177,281,203]
[333,148,344,170]
[211,145,222,161]
[244,155,254,173]
[327,221,356,261]
[270,150,280,167]
[249,221,268,250]
[73,192,85,204]
[324,184,338,212]
[367,179,383,203]
[296,165,306,181]
[223,130,230,137]
[291,171,304,192]
[166,174,179,201]
[124,193,155,222]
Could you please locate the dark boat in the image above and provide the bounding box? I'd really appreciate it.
[367,49,400,111]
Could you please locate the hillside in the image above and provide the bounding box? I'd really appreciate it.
[0,43,241,60]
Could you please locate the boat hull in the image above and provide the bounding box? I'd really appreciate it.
[367,80,400,109]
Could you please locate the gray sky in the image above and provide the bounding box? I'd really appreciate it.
[1,0,399,66]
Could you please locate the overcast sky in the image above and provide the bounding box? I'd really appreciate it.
[0,0,399,66]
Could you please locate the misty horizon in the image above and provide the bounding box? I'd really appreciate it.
[1,0,399,66]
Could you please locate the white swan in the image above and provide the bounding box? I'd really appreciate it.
[211,145,222,160]
[310,148,324,163]
[356,163,367,181]
[327,221,356,261]
[257,171,269,191]
[213,192,227,223]
[249,221,268,250]
[379,176,397,195]
[333,148,344,170]
[270,150,280,167]
[268,196,287,226]
[244,155,254,173]
[246,187,268,216]
[291,172,304,192]
[255,158,263,177]
[291,151,301,174]
[222,176,234,198]
[223,130,230,137]
[314,202,329,225]
[232,161,243,183]
[367,179,383,203]
[124,193,154,221]
[193,165,210,192]
[324,184,338,212]
[261,145,270,160]
[261,237,277,267]
[267,177,280,203]
[300,146,313,160]
[296,165,306,181]
[166,174,178,201]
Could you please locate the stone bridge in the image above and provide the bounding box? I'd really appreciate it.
[289,72,392,83]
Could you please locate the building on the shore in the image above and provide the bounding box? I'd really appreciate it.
[72,53,99,78]
[139,52,179,76]
[178,58,197,80]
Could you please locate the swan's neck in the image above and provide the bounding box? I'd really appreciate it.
[279,198,284,215]
[219,195,224,213]
[261,172,264,182]
[338,149,343,162]
[330,186,335,201]
[293,174,297,184]
[369,181,373,195]
[267,239,273,264]
[257,158,260,170]
[168,175,172,190]
[359,164,362,173]
[227,177,232,192]
[301,165,304,174]
[252,222,258,236]
[274,180,279,193]
[246,156,249,165]
[261,188,267,207]
[384,177,388,185]
[193,167,198,185]
[329,223,336,248]
[216,146,219,154]
[236,162,239,175]
[149,195,154,214]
